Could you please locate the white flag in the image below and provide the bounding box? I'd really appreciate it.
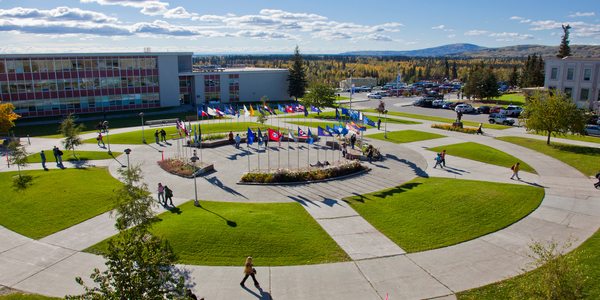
[243,105,250,117]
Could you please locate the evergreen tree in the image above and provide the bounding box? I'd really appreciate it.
[287,46,308,101]
[444,59,450,79]
[557,24,572,58]
[451,62,458,80]
[508,66,520,87]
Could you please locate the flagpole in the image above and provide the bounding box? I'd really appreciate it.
[287,127,290,169]
[296,133,299,170]
[257,129,261,172]
[277,117,280,170]
[307,137,310,167]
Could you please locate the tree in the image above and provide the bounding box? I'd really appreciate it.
[451,62,458,80]
[68,165,191,299]
[557,24,572,58]
[520,54,545,87]
[508,66,520,87]
[520,91,586,145]
[60,114,85,160]
[300,84,336,113]
[0,103,20,133]
[7,141,28,180]
[463,67,499,100]
[287,46,308,101]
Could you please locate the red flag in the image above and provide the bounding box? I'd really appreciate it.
[201,111,208,117]
[268,128,281,141]
[286,105,294,113]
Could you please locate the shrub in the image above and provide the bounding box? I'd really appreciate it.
[157,158,198,177]
[12,174,33,190]
[241,161,366,183]
[431,123,479,134]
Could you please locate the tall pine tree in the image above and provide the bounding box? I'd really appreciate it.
[288,46,308,101]
[557,24,571,58]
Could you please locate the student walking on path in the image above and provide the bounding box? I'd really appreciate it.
[160,129,167,142]
[440,149,446,167]
[164,185,174,206]
[154,130,160,144]
[350,134,357,149]
[240,256,260,288]
[56,148,64,168]
[40,150,48,171]
[377,118,381,130]
[52,146,58,165]
[510,162,521,180]
[234,134,241,149]
[97,133,105,148]
[433,152,444,169]
[477,123,483,135]
[157,183,165,204]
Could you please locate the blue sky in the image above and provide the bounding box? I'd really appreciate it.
[0,0,599,54]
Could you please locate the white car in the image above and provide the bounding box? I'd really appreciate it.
[367,93,382,99]
[500,105,523,117]
[455,104,475,113]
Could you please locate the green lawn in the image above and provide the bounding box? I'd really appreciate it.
[26,150,120,163]
[344,177,544,252]
[458,228,600,299]
[0,293,59,300]
[0,168,122,239]
[367,129,445,143]
[429,142,536,174]
[497,136,600,176]
[87,201,349,266]
[363,109,511,130]
[476,93,526,106]
[83,122,282,145]
[532,131,600,144]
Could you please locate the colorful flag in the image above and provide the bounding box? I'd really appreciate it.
[268,128,281,141]
[257,128,263,145]
[249,105,255,116]
[298,127,308,138]
[247,128,254,145]
[288,130,296,142]
[286,105,294,113]
[215,108,225,117]
[207,107,217,116]
[311,106,321,113]
[365,116,376,127]
[318,126,332,136]
[341,107,349,116]
[278,104,286,114]
[307,129,314,144]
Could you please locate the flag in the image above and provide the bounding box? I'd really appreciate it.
[298,127,308,138]
[311,106,322,113]
[278,104,286,114]
[207,107,217,116]
[200,109,208,117]
[359,112,364,121]
[268,128,281,141]
[197,106,203,117]
[318,126,332,136]
[288,130,296,142]
[365,116,376,127]
[215,108,225,117]
[263,105,273,115]
[286,105,294,113]
[297,104,305,112]
[341,107,349,116]
[224,106,233,116]
[307,129,314,144]
[326,125,336,135]
[247,128,254,145]
[335,108,340,120]
[257,128,263,145]
[198,124,202,141]
[341,127,349,136]
[243,105,250,117]
[249,105,255,116]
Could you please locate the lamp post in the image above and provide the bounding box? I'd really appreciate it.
[139,112,146,144]
[384,110,388,139]
[104,121,111,155]
[348,69,355,110]
[124,148,131,170]
[190,151,200,207]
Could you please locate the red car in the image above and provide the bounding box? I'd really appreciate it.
[489,106,503,114]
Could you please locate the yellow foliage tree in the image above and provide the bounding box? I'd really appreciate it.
[0,103,20,133]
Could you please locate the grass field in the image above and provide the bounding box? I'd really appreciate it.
[367,129,445,144]
[87,201,350,266]
[458,228,600,299]
[26,150,120,163]
[363,109,511,130]
[0,293,59,300]
[476,93,526,106]
[497,136,600,176]
[532,131,600,144]
[83,122,282,145]
[0,168,121,239]
[344,177,544,252]
[429,142,536,174]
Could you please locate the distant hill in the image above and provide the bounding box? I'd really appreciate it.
[340,43,485,57]
[340,43,600,58]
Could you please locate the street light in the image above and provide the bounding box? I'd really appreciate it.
[103,121,111,155]
[384,110,388,139]
[139,112,146,144]
[124,148,131,170]
[348,69,355,110]
[190,151,200,207]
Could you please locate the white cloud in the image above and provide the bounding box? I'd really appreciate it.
[447,34,456,38]
[464,30,488,36]
[568,12,595,18]
[432,24,454,32]
[0,6,117,23]
[80,0,169,16]
[489,32,534,41]
[353,33,394,42]
[163,7,196,19]
[509,16,531,23]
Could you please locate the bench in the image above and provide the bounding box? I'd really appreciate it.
[146,118,179,127]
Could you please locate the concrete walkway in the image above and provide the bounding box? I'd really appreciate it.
[1,115,599,299]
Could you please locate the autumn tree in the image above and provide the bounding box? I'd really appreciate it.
[557,24,572,58]
[0,103,20,133]
[520,91,586,145]
[288,46,308,101]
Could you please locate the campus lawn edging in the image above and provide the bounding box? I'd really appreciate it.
[86,201,350,266]
[367,129,445,144]
[344,177,544,252]
[428,142,536,174]
[497,136,600,176]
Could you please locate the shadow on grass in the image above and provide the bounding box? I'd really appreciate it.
[551,143,600,155]
[197,205,237,227]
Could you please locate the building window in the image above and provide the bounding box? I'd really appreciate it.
[229,74,239,102]
[204,74,220,103]
[580,88,589,101]
[566,68,574,80]
[583,68,591,81]
[564,87,573,98]
[550,67,558,80]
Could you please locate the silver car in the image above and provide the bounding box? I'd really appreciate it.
[585,125,600,136]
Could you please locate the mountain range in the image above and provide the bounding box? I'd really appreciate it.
[340,43,600,58]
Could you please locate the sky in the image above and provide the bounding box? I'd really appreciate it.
[0,0,599,54]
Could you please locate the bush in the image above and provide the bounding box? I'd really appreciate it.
[431,123,479,134]
[157,158,198,177]
[12,174,33,190]
[241,161,366,183]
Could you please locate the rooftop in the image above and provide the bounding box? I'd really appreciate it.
[180,67,288,75]
[547,56,600,62]
[0,52,193,58]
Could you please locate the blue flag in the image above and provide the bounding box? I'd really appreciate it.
[247,128,254,145]
[318,126,331,137]
[257,128,263,145]
[335,108,340,120]
[325,125,336,135]
[311,106,321,113]
[341,107,349,116]
[307,129,314,144]
[365,117,376,127]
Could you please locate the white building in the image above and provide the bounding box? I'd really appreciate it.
[544,57,600,109]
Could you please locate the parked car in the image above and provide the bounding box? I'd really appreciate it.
[500,105,523,117]
[367,93,382,99]
[489,113,515,126]
[585,125,600,136]
[455,104,475,114]
[432,100,445,108]
[413,98,433,107]
[443,101,463,110]
[489,106,503,114]
[476,105,491,114]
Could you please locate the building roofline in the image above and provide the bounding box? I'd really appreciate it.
[546,56,600,62]
[179,68,288,75]
[0,52,193,58]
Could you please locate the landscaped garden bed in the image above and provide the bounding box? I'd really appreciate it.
[240,160,368,184]
[431,123,479,134]
[158,158,214,178]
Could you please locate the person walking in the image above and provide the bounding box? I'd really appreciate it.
[440,149,447,167]
[240,256,260,288]
[97,132,105,148]
[434,153,444,169]
[510,162,521,180]
[154,130,160,144]
[263,133,269,148]
[52,146,59,166]
[157,183,165,204]
[164,185,174,206]
[342,142,348,159]
[40,150,48,171]
[234,133,241,149]
[350,134,356,149]
[160,129,167,142]
[377,118,382,130]
[595,171,600,188]
[477,123,483,135]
